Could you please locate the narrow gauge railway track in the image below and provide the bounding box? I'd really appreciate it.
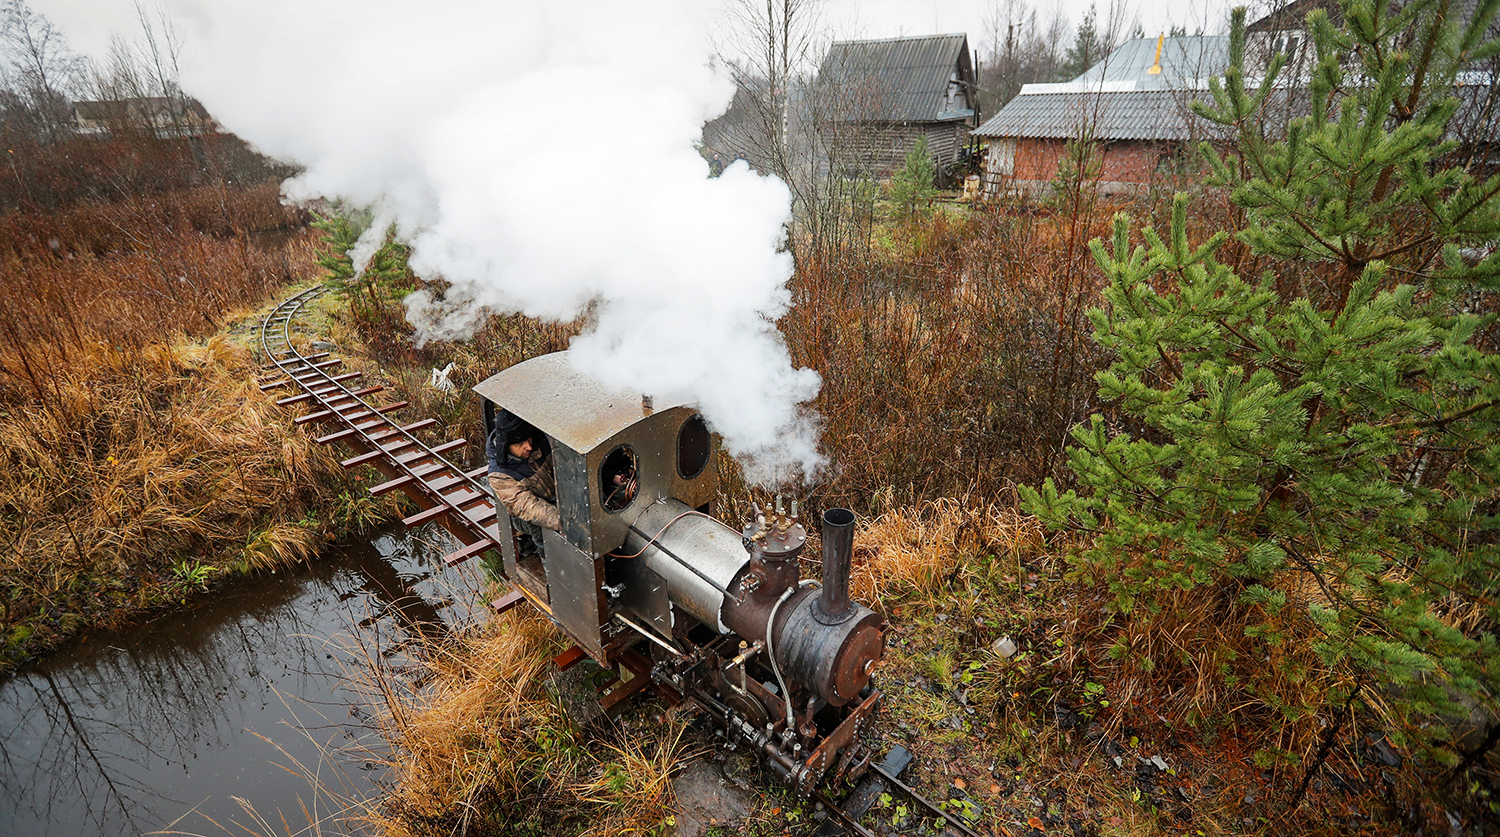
[255,286,525,615]
[256,286,991,837]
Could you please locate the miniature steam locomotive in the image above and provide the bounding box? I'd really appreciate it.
[474,353,886,797]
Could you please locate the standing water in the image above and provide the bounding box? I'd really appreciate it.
[0,524,487,837]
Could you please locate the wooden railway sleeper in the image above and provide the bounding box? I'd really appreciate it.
[317,418,436,446]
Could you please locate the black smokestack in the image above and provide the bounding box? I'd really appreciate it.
[815,507,856,624]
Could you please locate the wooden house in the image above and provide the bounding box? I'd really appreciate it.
[816,33,979,179]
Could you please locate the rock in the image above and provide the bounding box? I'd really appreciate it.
[311,340,339,353]
[1052,704,1081,729]
[991,636,1018,658]
[1361,731,1403,767]
[671,760,756,837]
[1150,755,1170,772]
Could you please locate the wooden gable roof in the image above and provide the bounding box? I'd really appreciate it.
[818,33,976,123]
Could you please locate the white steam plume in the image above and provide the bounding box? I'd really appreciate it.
[165,0,823,483]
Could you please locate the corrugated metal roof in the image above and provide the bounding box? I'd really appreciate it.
[818,33,975,123]
[973,35,1227,141]
[977,82,1500,144]
[973,89,1217,141]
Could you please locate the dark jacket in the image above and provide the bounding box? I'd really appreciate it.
[485,408,559,531]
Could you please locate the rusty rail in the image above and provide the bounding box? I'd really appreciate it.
[257,286,511,587]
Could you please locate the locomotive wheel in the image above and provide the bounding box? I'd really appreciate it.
[724,689,772,729]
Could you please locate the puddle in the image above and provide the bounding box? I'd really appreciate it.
[0,524,488,837]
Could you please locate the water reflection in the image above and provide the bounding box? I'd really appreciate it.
[0,524,486,837]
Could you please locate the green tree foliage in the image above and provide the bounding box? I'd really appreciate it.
[313,207,414,324]
[1060,4,1105,80]
[1023,0,1500,759]
[887,135,937,221]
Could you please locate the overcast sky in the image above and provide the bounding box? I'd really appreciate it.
[32,0,1234,76]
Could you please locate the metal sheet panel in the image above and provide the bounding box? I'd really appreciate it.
[613,559,672,637]
[543,529,607,662]
[626,499,748,633]
[554,444,592,554]
[591,407,717,554]
[473,353,692,454]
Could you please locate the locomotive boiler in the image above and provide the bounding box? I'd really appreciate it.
[474,353,886,796]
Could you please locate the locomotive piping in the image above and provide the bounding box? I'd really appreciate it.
[626,520,744,605]
[612,612,683,656]
[767,578,819,729]
[815,507,857,624]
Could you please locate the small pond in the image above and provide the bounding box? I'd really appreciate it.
[0,524,487,837]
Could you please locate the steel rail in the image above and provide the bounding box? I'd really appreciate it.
[257,285,505,564]
[872,762,987,837]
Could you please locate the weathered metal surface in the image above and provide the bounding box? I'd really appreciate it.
[473,353,690,454]
[815,508,857,625]
[613,559,672,637]
[624,498,749,633]
[776,590,884,706]
[797,689,881,797]
[554,444,593,553]
[544,529,607,662]
[475,353,718,559]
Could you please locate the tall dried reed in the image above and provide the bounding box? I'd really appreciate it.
[0,186,361,668]
[367,612,697,837]
[776,200,1125,514]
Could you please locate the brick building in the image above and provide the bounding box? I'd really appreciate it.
[974,35,1229,196]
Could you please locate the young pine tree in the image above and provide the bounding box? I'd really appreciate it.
[887,134,937,221]
[1023,0,1500,767]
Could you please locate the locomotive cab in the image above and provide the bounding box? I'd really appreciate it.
[476,352,718,660]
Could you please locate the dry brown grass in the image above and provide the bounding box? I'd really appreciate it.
[0,182,305,260]
[849,497,1047,610]
[367,611,698,837]
[0,329,377,664]
[0,184,388,667]
[775,201,1132,514]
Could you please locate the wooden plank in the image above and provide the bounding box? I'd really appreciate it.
[260,352,329,371]
[490,589,526,614]
[366,462,449,496]
[600,651,656,714]
[336,402,409,423]
[281,384,379,408]
[292,358,343,376]
[425,465,490,493]
[442,538,497,567]
[340,439,417,469]
[395,438,466,463]
[295,400,407,427]
[317,417,435,446]
[553,646,588,672]
[402,503,451,528]
[276,375,367,405]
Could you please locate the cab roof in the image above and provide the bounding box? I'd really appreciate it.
[473,352,693,453]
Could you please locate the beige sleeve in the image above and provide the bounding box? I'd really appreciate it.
[488,470,561,532]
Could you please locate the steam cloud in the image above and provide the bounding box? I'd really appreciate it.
[165,0,823,482]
